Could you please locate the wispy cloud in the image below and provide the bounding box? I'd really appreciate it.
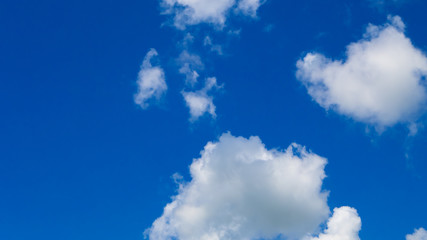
[134,49,167,109]
[160,0,266,30]
[204,36,224,55]
[177,50,204,87]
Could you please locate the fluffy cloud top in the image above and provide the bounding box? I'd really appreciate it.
[182,77,221,121]
[161,0,265,29]
[296,16,427,131]
[308,207,361,240]
[146,133,330,240]
[134,49,167,109]
[407,228,427,240]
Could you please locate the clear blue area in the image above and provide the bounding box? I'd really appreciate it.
[1,0,427,239]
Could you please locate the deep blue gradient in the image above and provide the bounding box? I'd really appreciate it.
[1,0,427,239]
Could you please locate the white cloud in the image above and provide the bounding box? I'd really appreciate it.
[296,16,427,131]
[177,50,204,86]
[236,0,264,17]
[183,77,221,121]
[161,0,265,29]
[176,49,223,122]
[146,133,330,240]
[308,207,362,240]
[134,49,167,109]
[407,228,427,240]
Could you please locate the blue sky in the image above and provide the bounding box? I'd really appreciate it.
[1,0,427,239]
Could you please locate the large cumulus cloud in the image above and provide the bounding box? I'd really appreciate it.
[146,133,330,240]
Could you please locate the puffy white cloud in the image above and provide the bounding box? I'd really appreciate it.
[407,228,427,240]
[183,77,221,121]
[146,133,330,240]
[161,0,265,29]
[296,16,427,131]
[308,207,361,240]
[134,49,167,109]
